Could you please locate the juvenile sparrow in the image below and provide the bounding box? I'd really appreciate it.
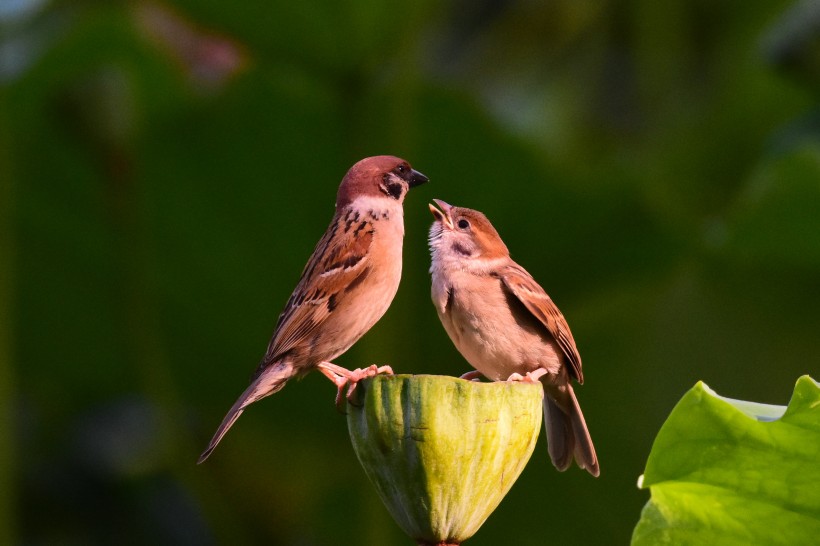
[427,200,599,477]
[198,156,428,463]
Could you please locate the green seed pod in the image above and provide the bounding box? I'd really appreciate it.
[347,374,543,545]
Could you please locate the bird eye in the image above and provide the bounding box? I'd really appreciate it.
[457,219,470,229]
[397,164,406,173]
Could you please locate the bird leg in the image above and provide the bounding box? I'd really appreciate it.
[459,370,485,381]
[316,362,350,410]
[316,361,350,382]
[506,368,548,383]
[316,361,394,411]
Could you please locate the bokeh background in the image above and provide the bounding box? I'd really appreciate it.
[3,0,820,544]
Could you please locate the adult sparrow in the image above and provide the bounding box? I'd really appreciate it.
[198,156,428,463]
[427,200,599,477]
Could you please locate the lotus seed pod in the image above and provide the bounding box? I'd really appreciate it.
[347,374,543,545]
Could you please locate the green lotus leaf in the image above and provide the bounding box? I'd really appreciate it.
[348,374,543,545]
[633,375,820,545]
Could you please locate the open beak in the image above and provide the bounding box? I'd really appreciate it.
[428,199,454,229]
[409,169,429,188]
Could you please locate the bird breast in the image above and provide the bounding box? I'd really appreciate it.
[432,266,563,381]
[324,199,404,353]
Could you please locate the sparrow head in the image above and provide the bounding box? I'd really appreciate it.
[428,199,509,262]
[336,156,429,208]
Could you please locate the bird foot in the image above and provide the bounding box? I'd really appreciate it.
[506,369,547,383]
[342,364,394,409]
[459,370,484,381]
[317,361,393,412]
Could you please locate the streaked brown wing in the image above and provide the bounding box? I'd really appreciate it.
[498,263,583,383]
[258,214,373,370]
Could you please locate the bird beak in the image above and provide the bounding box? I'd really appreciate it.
[408,169,429,188]
[428,199,454,229]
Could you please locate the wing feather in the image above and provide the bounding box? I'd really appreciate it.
[256,214,373,374]
[498,263,583,383]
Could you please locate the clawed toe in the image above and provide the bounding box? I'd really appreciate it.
[321,363,394,411]
[507,369,547,383]
[346,364,393,384]
[345,364,394,405]
[334,386,348,413]
[459,370,484,381]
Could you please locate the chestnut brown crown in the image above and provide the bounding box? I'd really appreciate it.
[336,155,428,209]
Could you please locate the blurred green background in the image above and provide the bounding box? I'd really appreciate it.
[2,0,820,544]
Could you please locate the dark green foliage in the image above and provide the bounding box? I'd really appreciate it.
[3,0,819,544]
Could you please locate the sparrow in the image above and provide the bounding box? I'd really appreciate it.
[427,200,599,477]
[198,156,428,463]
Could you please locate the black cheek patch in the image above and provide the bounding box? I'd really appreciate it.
[387,181,404,199]
[381,175,404,200]
[452,243,472,256]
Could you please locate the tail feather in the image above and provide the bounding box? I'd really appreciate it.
[543,383,599,477]
[198,362,294,464]
[544,395,574,471]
